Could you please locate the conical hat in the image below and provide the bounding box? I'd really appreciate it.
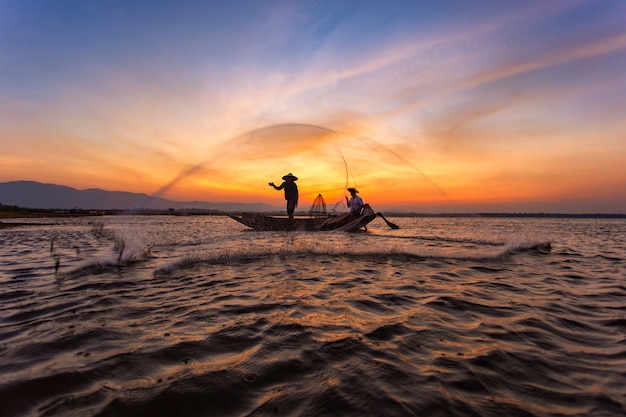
[282,173,298,181]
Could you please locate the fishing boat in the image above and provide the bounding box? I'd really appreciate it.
[228,195,399,232]
[227,211,381,232]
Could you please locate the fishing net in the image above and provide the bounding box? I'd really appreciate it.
[309,194,327,218]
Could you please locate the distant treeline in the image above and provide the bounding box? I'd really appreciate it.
[0,205,223,217]
[1,204,624,218]
[389,212,626,218]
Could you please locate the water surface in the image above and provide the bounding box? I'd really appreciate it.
[1,216,624,416]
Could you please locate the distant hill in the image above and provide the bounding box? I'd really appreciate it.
[0,181,280,212]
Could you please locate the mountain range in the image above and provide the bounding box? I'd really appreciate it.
[0,181,281,212]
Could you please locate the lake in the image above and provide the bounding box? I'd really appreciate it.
[1,215,624,416]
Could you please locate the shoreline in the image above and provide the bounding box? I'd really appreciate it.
[0,209,95,228]
[0,221,57,229]
[1,206,625,221]
[2,212,625,221]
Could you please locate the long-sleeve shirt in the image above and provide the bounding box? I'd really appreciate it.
[348,196,363,214]
[275,181,298,202]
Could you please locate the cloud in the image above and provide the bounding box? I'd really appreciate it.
[464,33,626,91]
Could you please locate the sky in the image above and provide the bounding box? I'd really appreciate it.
[1,0,625,213]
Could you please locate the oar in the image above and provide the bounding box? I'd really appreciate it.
[377,212,400,229]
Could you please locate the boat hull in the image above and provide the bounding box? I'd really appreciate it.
[228,213,325,231]
[228,213,377,232]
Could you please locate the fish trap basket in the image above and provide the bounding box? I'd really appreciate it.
[309,194,327,218]
[361,204,375,216]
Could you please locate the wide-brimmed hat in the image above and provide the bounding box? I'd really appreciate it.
[282,173,298,181]
[347,187,359,194]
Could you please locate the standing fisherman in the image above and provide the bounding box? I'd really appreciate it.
[269,173,299,220]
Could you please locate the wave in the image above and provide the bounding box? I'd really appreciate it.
[154,238,552,276]
[32,217,553,282]
[370,232,507,246]
[4,279,622,417]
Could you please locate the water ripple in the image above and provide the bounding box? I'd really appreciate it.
[1,216,624,416]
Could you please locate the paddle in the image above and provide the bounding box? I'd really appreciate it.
[377,212,400,229]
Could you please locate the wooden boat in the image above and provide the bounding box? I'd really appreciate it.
[228,204,399,232]
[228,212,326,231]
[227,212,379,232]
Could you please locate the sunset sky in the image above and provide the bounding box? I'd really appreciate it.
[1,0,625,213]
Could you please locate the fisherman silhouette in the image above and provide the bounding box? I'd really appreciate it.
[269,173,299,220]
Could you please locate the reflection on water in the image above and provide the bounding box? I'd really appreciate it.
[0,216,625,416]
